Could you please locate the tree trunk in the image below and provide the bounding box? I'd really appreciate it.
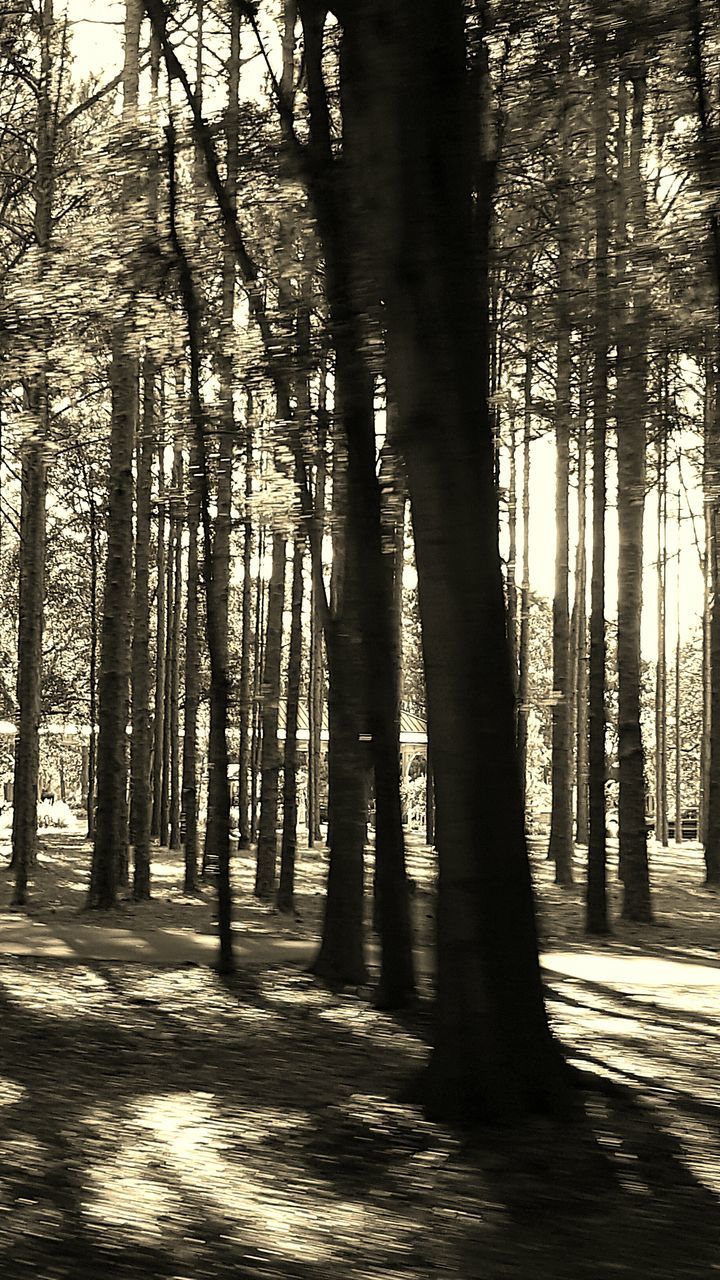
[249,528,266,848]
[617,65,651,922]
[572,353,589,846]
[11,0,54,902]
[168,440,183,851]
[237,415,254,850]
[335,0,569,1117]
[130,355,154,900]
[255,532,286,899]
[86,479,99,842]
[278,538,304,913]
[586,26,610,935]
[655,419,668,848]
[547,0,574,887]
[674,485,683,845]
[151,429,166,841]
[307,411,327,846]
[89,0,142,908]
[517,294,533,803]
[691,0,720,885]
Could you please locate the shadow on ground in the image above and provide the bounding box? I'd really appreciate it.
[0,955,717,1280]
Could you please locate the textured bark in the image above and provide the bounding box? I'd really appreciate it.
[586,26,610,935]
[89,0,142,908]
[277,539,304,913]
[160,454,176,849]
[151,432,166,840]
[572,358,589,846]
[249,531,266,848]
[673,487,683,844]
[516,297,533,803]
[691,0,720,885]
[617,66,651,922]
[507,416,518,685]
[168,441,183,851]
[547,0,574,886]
[130,356,154,900]
[11,0,53,902]
[333,0,569,1115]
[166,119,234,972]
[203,9,237,875]
[237,418,253,850]
[86,479,99,842]
[655,422,668,848]
[307,412,327,847]
[255,533,286,899]
[12,448,47,903]
[89,334,136,908]
[302,3,415,1002]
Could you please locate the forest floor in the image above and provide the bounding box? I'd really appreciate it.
[0,826,718,1279]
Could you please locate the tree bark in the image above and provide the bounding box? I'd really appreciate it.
[237,415,254,849]
[11,0,54,902]
[655,417,668,848]
[586,24,610,935]
[335,0,569,1116]
[277,538,305,913]
[547,0,574,887]
[130,355,154,900]
[617,64,651,922]
[255,532,286,899]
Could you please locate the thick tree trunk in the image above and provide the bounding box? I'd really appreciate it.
[255,532,286,899]
[617,66,651,922]
[586,27,610,935]
[335,0,569,1116]
[278,538,304,913]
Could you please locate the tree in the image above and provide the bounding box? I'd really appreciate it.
[88,0,142,909]
[332,0,569,1116]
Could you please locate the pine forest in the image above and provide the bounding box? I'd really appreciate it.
[0,2,719,1276]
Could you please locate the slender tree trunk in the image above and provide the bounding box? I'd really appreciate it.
[617,64,651,922]
[86,481,99,842]
[89,0,142,908]
[517,294,533,803]
[255,532,286,898]
[586,24,610,935]
[674,485,683,844]
[130,355,154,899]
[308,411,327,846]
[655,422,668,847]
[237,415,254,849]
[11,0,54,902]
[167,117,234,972]
[179,0,204,893]
[169,441,183,850]
[573,356,589,845]
[249,527,266,848]
[203,6,238,875]
[507,414,518,684]
[151,430,166,840]
[548,0,574,886]
[160,456,176,849]
[278,538,304,912]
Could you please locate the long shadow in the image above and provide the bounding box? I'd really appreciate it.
[0,955,717,1280]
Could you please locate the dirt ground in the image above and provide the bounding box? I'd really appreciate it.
[0,827,718,1279]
